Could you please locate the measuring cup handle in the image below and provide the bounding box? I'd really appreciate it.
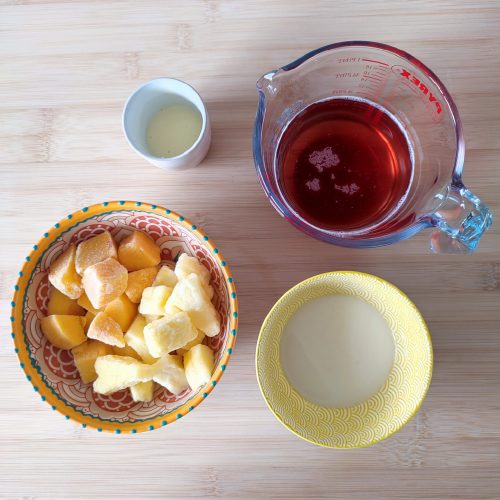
[430,183,493,253]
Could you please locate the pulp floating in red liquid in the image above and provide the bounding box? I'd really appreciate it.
[276,98,413,231]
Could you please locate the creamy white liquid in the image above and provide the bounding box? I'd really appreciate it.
[280,295,395,407]
[146,103,202,158]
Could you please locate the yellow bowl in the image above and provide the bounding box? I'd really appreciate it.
[256,271,432,448]
[11,201,238,433]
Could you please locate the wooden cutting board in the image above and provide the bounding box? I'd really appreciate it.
[1,1,499,497]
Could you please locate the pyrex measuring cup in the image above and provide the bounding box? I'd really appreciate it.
[253,41,493,252]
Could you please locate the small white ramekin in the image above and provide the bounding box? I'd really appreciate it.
[122,78,211,170]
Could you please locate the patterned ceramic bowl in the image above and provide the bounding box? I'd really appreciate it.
[256,271,432,448]
[11,201,238,433]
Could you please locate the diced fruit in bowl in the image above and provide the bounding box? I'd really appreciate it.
[117,231,161,271]
[124,314,157,364]
[93,355,153,395]
[47,287,85,316]
[153,265,178,287]
[130,381,154,402]
[167,273,220,336]
[40,314,86,349]
[104,294,138,332]
[143,311,198,358]
[87,312,125,348]
[184,344,215,390]
[175,253,214,299]
[139,286,172,315]
[48,244,82,300]
[125,266,158,303]
[34,219,232,431]
[82,257,128,309]
[75,231,117,275]
[72,340,113,384]
[151,355,189,395]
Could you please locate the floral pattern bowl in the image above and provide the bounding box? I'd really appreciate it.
[11,201,238,434]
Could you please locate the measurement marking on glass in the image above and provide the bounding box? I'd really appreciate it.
[362,58,389,67]
[363,75,384,82]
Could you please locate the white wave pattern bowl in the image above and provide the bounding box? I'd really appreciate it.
[11,201,238,433]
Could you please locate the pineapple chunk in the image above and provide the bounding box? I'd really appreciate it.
[184,344,215,390]
[153,265,178,287]
[103,294,138,332]
[87,312,125,348]
[177,329,205,356]
[93,355,153,395]
[47,287,85,316]
[165,303,182,316]
[48,244,82,299]
[75,231,117,275]
[82,257,128,309]
[138,286,172,316]
[72,339,113,384]
[175,253,214,299]
[77,292,101,315]
[130,381,154,402]
[145,314,161,324]
[151,355,189,395]
[124,314,157,364]
[82,310,96,333]
[117,231,161,271]
[166,273,220,337]
[125,266,158,303]
[143,311,198,358]
[40,314,86,350]
[112,344,141,360]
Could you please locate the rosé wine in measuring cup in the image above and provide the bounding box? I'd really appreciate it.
[253,41,492,253]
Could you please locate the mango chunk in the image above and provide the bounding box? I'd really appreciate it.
[40,314,86,350]
[125,266,158,303]
[48,244,82,300]
[72,340,113,384]
[153,265,178,287]
[75,231,117,275]
[175,253,213,299]
[47,287,85,316]
[139,286,172,316]
[124,314,157,364]
[144,311,197,358]
[77,292,102,315]
[177,329,205,356]
[103,294,138,332]
[130,381,154,402]
[93,355,153,395]
[184,344,215,390]
[112,344,141,361]
[166,273,220,337]
[117,231,161,271]
[87,312,125,348]
[82,257,128,309]
[82,310,96,333]
[151,354,189,395]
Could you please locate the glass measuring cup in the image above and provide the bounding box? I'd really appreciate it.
[253,41,493,252]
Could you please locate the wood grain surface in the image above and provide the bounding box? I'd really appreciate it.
[1,1,499,498]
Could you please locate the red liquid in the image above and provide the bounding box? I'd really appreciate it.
[277,98,413,231]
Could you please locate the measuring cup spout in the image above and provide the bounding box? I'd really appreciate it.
[429,183,493,253]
